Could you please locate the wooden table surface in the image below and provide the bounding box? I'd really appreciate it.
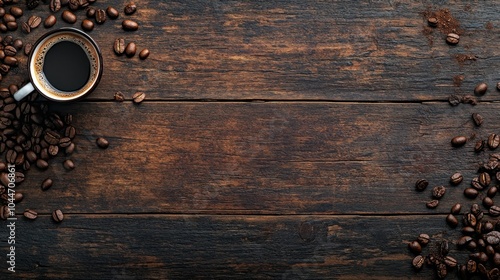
[1,0,500,279]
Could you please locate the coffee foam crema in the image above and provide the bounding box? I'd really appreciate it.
[31,31,100,99]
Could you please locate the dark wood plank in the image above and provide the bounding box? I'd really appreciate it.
[4,0,500,101]
[8,101,496,215]
[0,214,463,279]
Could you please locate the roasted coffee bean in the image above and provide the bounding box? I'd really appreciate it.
[113,38,125,55]
[59,137,71,147]
[489,133,500,149]
[106,6,119,19]
[440,240,449,256]
[479,172,491,187]
[52,209,64,222]
[0,8,4,18]
[139,48,150,60]
[10,7,23,18]
[471,203,482,217]
[36,159,48,170]
[472,113,484,126]
[122,19,138,31]
[490,206,500,217]
[444,256,457,268]
[467,259,477,273]
[125,42,136,57]
[497,82,500,91]
[50,0,61,12]
[124,3,137,15]
[48,145,58,156]
[41,178,53,190]
[474,252,489,263]
[451,135,467,147]
[68,0,79,10]
[483,197,494,208]
[22,21,31,33]
[133,91,145,104]
[23,209,37,220]
[63,159,74,170]
[25,150,37,162]
[3,14,15,23]
[6,22,17,31]
[484,221,495,233]
[464,213,477,227]
[24,43,32,56]
[0,63,9,75]
[62,10,77,24]
[65,142,75,154]
[450,172,463,185]
[475,139,486,152]
[463,94,478,105]
[416,233,429,246]
[472,177,484,190]
[28,15,41,29]
[408,240,421,254]
[458,235,473,246]
[485,231,500,245]
[475,82,488,95]
[494,253,500,266]
[96,137,109,149]
[81,19,94,31]
[114,91,125,102]
[44,15,56,28]
[64,126,76,139]
[436,263,447,279]
[5,149,16,164]
[446,32,460,45]
[27,0,40,9]
[12,39,22,50]
[3,56,17,67]
[86,7,96,17]
[78,0,89,8]
[3,35,12,45]
[412,255,424,270]
[40,148,49,160]
[432,186,446,199]
[451,203,461,214]
[427,17,437,27]
[44,130,60,145]
[488,186,498,197]
[95,9,106,24]
[490,268,500,280]
[446,214,458,227]
[449,94,462,106]
[0,205,10,220]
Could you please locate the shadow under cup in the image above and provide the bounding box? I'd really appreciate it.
[14,28,103,102]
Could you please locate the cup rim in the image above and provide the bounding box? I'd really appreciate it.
[27,27,103,102]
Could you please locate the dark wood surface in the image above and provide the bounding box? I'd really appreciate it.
[1,0,500,279]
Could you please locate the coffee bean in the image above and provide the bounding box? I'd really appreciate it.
[6,22,18,31]
[0,24,7,33]
[122,19,138,31]
[133,91,145,104]
[450,172,463,185]
[412,255,424,270]
[497,82,500,91]
[451,203,462,214]
[446,214,458,227]
[446,33,460,45]
[464,213,477,227]
[41,178,54,191]
[125,42,136,57]
[458,235,473,247]
[467,259,477,273]
[475,139,485,152]
[68,0,79,10]
[448,94,462,106]
[114,91,125,102]
[81,19,94,31]
[139,49,150,60]
[483,197,494,208]
[408,240,421,254]
[443,256,457,268]
[64,126,76,139]
[416,233,430,246]
[479,172,491,187]
[96,137,109,149]
[44,15,57,28]
[488,186,498,197]
[52,209,64,222]
[50,0,61,12]
[489,133,500,149]
[58,137,71,148]
[13,39,22,50]
[485,231,500,245]
[3,56,17,67]
[474,82,488,95]
[28,15,42,29]
[44,130,61,145]
[78,0,90,8]
[36,159,48,170]
[65,142,75,154]
[436,263,447,279]
[0,205,9,220]
[471,113,484,127]
[426,199,439,209]
[432,185,446,199]
[494,253,500,266]
[124,3,137,15]
[63,159,74,170]
[86,7,96,18]
[490,206,500,217]
[62,10,77,24]
[26,0,40,9]
[427,17,437,27]
[48,144,58,156]
[114,38,125,55]
[451,135,467,147]
[106,6,119,19]
[484,221,495,233]
[22,22,31,33]
[490,268,500,280]
[0,8,4,18]
[95,9,106,24]
[9,7,23,18]
[23,209,37,220]
[3,14,15,23]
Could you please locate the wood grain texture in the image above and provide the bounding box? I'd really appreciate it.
[0,215,464,279]
[3,0,500,101]
[4,101,496,215]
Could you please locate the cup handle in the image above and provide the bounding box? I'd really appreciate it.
[13,82,35,102]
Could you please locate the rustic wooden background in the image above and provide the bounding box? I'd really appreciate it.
[1,0,500,279]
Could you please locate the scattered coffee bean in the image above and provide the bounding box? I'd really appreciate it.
[450,172,463,185]
[472,113,484,126]
[13,39,22,50]
[86,7,96,18]
[23,209,37,220]
[26,0,40,10]
[36,159,49,170]
[95,9,106,24]
[432,185,446,199]
[122,19,138,31]
[63,159,75,170]
[483,197,494,208]
[68,0,79,10]
[7,21,18,31]
[436,263,447,279]
[41,178,53,190]
[52,209,64,223]
[451,203,461,214]
[427,17,437,27]
[81,19,94,31]
[96,137,109,149]
[426,199,439,209]
[50,0,62,12]
[446,214,458,227]
[3,14,15,23]
[132,91,145,104]
[114,38,125,55]
[475,139,485,152]
[444,256,457,268]
[28,15,41,29]
[446,32,460,45]
[488,133,500,149]
[44,15,57,28]
[408,240,421,254]
[65,143,75,154]
[106,6,119,19]
[412,255,424,270]
[62,10,77,24]
[139,48,150,60]
[416,233,430,246]
[488,186,498,198]
[479,172,491,187]
[490,206,500,217]
[114,91,125,102]
[125,42,136,57]
[415,179,428,192]
[124,3,137,15]
[464,187,479,198]
[10,7,23,18]
[451,135,467,147]
[474,82,488,95]
[4,45,16,56]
